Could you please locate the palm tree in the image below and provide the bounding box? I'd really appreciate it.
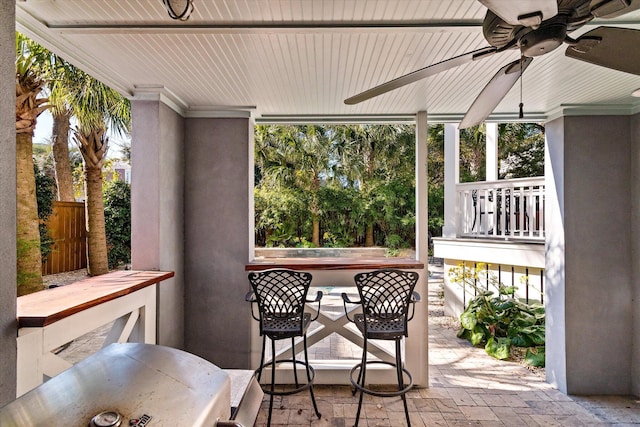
[21,35,76,201]
[15,33,49,295]
[70,74,130,276]
[332,124,409,246]
[459,124,487,182]
[255,125,331,246]
[48,79,75,201]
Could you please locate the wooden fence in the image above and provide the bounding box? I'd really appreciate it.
[42,201,87,275]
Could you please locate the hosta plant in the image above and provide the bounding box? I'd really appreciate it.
[449,263,545,366]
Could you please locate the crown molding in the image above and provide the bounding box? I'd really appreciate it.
[547,103,640,122]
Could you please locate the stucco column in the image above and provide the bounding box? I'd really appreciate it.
[486,122,498,181]
[183,114,252,369]
[633,112,640,397]
[131,94,185,349]
[443,123,460,238]
[0,0,17,405]
[545,115,633,394]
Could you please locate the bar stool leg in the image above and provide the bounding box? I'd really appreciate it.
[352,345,365,396]
[303,334,321,419]
[257,336,267,383]
[267,337,276,427]
[291,337,300,387]
[353,339,368,427]
[396,339,411,427]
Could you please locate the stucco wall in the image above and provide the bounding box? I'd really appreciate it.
[184,117,251,369]
[131,101,185,348]
[632,111,640,397]
[0,0,17,405]
[546,115,633,394]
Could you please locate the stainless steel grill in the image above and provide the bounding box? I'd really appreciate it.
[0,343,241,426]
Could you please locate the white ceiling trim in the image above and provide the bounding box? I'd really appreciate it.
[257,114,416,124]
[131,85,187,115]
[547,103,640,122]
[184,106,255,118]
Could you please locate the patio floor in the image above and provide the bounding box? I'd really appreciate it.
[51,264,640,426]
[254,264,640,427]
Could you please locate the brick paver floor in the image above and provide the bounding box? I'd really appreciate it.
[254,265,640,426]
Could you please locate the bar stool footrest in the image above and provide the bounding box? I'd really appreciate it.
[349,360,413,397]
[256,359,316,396]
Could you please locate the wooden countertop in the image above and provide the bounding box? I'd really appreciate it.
[17,270,174,328]
[246,257,424,271]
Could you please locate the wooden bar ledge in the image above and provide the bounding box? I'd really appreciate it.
[246,257,424,271]
[17,270,174,328]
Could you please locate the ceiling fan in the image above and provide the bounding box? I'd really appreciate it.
[344,0,640,129]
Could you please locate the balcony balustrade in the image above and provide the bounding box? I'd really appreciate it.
[457,177,545,241]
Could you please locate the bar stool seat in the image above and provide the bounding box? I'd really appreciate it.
[342,268,420,427]
[246,269,322,427]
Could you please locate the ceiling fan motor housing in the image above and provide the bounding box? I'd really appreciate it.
[518,20,568,56]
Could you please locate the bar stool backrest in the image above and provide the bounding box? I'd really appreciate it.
[354,269,419,337]
[248,269,312,335]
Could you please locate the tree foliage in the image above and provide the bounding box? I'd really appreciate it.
[103,180,131,269]
[71,70,130,276]
[254,124,416,251]
[35,163,56,263]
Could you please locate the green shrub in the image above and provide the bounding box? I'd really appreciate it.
[449,263,545,366]
[35,163,56,263]
[103,180,131,268]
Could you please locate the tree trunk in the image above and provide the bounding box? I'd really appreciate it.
[312,215,320,247]
[365,224,374,247]
[85,166,109,276]
[51,111,75,201]
[16,132,43,296]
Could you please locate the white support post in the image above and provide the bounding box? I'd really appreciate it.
[16,284,158,396]
[410,111,429,387]
[486,122,498,181]
[443,123,460,238]
[16,329,43,397]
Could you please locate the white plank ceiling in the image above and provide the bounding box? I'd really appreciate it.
[16,0,640,122]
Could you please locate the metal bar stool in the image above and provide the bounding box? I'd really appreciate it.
[246,269,323,427]
[342,269,420,427]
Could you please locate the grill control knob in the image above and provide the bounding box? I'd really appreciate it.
[89,411,122,427]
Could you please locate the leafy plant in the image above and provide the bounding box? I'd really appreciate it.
[35,163,56,262]
[450,263,545,366]
[103,179,131,268]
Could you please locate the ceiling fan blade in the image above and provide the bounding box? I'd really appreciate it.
[478,0,558,26]
[344,46,497,105]
[459,57,533,129]
[566,27,640,76]
[590,0,640,18]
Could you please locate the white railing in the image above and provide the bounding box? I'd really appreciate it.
[457,177,545,241]
[16,271,173,396]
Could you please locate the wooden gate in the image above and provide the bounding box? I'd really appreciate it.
[42,201,87,275]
